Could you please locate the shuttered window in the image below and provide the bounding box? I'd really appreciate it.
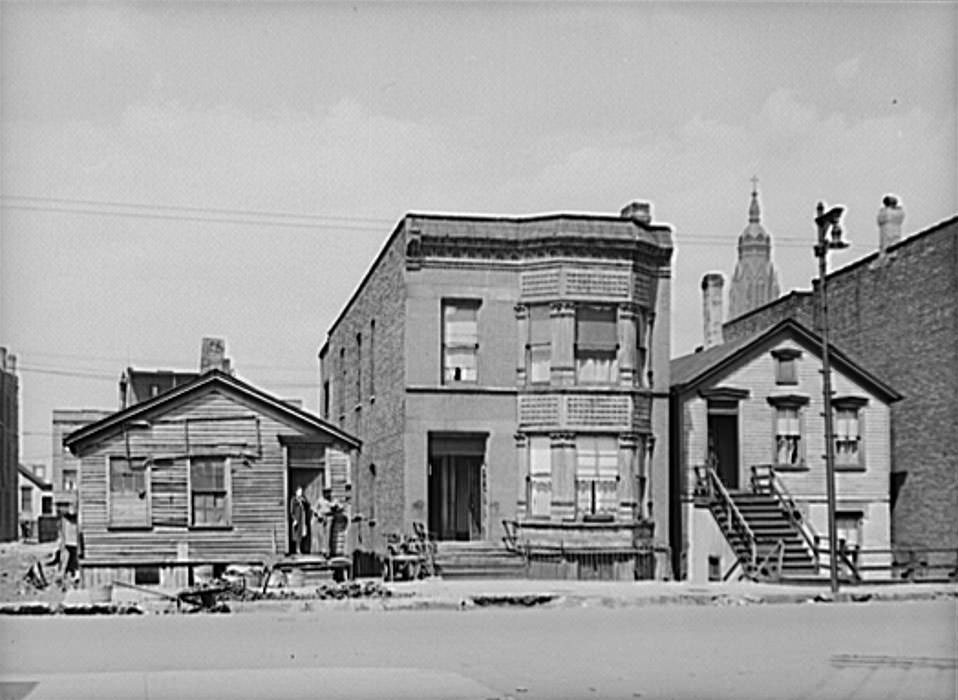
[108,457,150,528]
[528,436,552,517]
[190,457,230,527]
[527,305,552,384]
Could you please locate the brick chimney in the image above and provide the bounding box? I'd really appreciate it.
[620,200,653,225]
[701,272,725,349]
[877,194,905,253]
[200,337,228,373]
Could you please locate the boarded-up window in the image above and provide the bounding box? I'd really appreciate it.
[190,457,230,527]
[528,436,552,517]
[109,457,149,528]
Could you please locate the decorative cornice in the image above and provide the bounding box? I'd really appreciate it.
[766,393,811,408]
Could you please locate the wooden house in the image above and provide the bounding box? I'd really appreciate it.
[669,319,901,582]
[64,369,360,588]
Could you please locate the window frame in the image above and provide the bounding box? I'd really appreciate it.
[188,455,232,529]
[771,348,802,386]
[107,456,152,530]
[574,305,619,386]
[574,435,620,520]
[526,305,552,385]
[527,435,552,518]
[441,298,481,385]
[833,397,868,472]
[767,395,809,471]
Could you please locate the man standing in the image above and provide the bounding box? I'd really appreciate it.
[60,505,81,585]
[313,488,338,557]
[289,487,311,555]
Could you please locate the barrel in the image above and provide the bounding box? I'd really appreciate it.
[286,568,306,588]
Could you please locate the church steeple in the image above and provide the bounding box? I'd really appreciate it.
[748,175,761,223]
[729,177,781,319]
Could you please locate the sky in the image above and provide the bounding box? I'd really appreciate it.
[1,1,956,469]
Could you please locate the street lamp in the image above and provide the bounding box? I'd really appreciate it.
[814,201,848,595]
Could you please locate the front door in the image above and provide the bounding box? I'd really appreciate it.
[707,411,739,490]
[427,433,486,541]
[286,444,325,554]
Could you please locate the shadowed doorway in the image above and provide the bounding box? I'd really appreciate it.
[428,433,486,541]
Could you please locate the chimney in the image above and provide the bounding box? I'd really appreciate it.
[200,337,227,373]
[877,194,905,253]
[119,371,129,410]
[620,200,653,225]
[701,272,725,349]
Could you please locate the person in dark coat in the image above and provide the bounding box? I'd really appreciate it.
[289,487,311,555]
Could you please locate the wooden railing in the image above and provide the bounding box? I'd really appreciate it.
[750,464,823,571]
[695,466,759,578]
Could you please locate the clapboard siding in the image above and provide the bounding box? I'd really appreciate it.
[77,387,356,564]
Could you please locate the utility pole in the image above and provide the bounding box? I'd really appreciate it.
[814,201,848,595]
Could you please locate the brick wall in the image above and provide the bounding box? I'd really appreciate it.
[724,218,958,552]
[321,228,408,538]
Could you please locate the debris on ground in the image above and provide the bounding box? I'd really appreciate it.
[470,594,557,607]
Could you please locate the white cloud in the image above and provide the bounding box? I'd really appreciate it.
[835,55,862,86]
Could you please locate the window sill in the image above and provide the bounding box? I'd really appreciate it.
[189,525,233,531]
[773,463,809,472]
[107,525,153,531]
[834,464,866,472]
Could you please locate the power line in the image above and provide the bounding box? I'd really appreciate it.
[0,194,395,226]
[17,349,319,374]
[1,203,390,231]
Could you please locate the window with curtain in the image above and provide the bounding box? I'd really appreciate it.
[575,435,619,518]
[528,436,552,517]
[575,305,618,384]
[527,305,551,384]
[190,457,230,527]
[442,299,480,383]
[775,407,803,466]
[109,456,149,528]
[834,407,862,469]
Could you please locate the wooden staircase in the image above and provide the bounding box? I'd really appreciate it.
[717,492,818,579]
[434,541,527,580]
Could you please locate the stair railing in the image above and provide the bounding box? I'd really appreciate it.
[750,464,823,572]
[753,539,786,582]
[701,467,758,577]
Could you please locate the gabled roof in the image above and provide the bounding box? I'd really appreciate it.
[670,318,902,402]
[18,465,52,491]
[64,369,361,454]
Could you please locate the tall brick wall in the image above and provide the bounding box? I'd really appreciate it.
[724,218,958,552]
[321,229,408,538]
[0,357,19,542]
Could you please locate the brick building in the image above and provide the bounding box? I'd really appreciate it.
[723,201,958,557]
[0,348,20,542]
[319,202,674,579]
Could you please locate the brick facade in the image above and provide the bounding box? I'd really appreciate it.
[724,216,958,553]
[320,204,675,576]
[0,349,19,542]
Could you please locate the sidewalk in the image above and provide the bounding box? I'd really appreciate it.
[13,577,953,615]
[226,578,956,614]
